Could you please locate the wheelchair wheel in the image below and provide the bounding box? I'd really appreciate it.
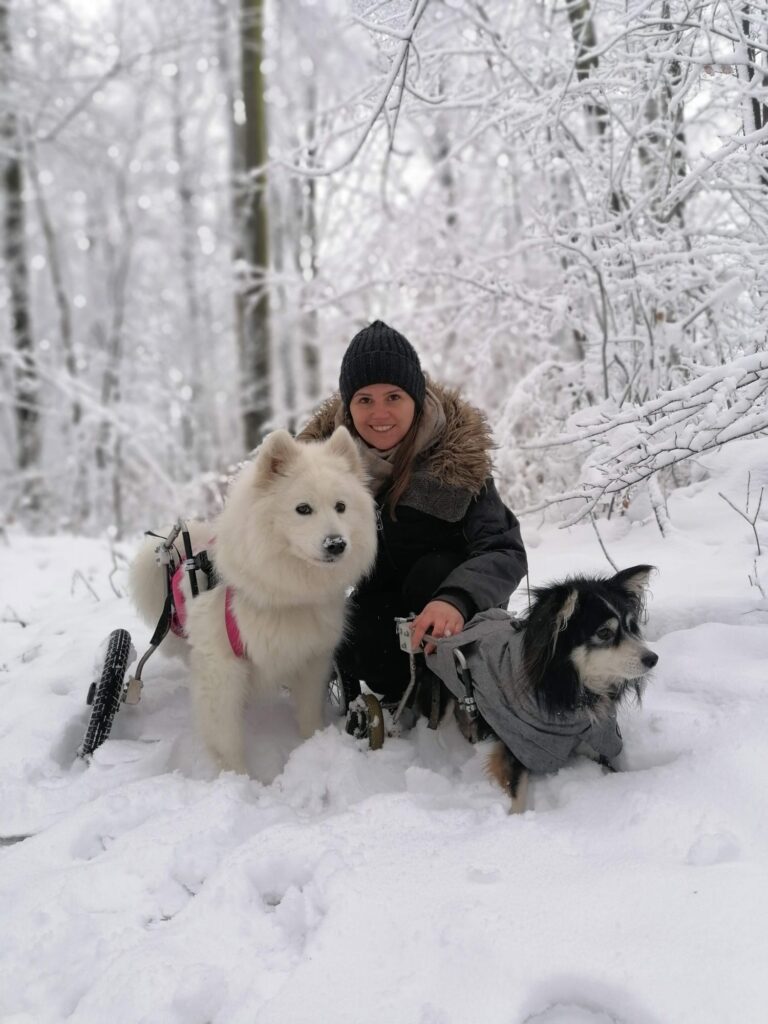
[78,628,132,759]
[328,662,362,715]
[345,692,385,750]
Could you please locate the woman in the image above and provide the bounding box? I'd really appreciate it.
[298,320,527,705]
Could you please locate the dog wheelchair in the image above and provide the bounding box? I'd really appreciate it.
[77,521,212,759]
[330,616,482,750]
[78,523,480,759]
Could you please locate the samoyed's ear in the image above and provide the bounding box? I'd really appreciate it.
[256,429,298,483]
[326,426,365,480]
[612,565,655,598]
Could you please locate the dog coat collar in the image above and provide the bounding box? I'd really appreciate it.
[427,609,623,773]
[169,560,245,659]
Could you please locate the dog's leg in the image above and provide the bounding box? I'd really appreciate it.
[486,742,529,814]
[189,650,249,773]
[290,654,333,739]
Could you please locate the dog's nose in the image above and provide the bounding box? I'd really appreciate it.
[641,651,658,668]
[323,535,347,557]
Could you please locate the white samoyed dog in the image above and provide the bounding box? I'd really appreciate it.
[130,426,377,772]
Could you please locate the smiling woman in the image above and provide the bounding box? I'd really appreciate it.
[298,321,527,707]
[348,384,415,450]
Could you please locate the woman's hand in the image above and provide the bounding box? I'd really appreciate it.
[411,600,465,655]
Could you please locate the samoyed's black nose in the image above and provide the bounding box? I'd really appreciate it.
[323,535,347,558]
[642,651,658,669]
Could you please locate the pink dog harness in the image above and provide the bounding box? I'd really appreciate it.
[169,554,245,659]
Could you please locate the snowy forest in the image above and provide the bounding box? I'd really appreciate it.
[3,0,768,535]
[3,5,768,1023]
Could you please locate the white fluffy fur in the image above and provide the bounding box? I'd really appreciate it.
[129,427,377,772]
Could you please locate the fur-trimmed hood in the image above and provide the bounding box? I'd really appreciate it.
[297,377,494,499]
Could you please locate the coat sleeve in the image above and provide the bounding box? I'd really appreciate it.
[433,478,527,621]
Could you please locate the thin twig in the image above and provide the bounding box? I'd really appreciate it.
[2,607,27,628]
[108,544,127,599]
[71,571,100,602]
[748,559,766,600]
[590,514,619,571]
[718,479,763,556]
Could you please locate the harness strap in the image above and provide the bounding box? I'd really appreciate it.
[148,587,173,647]
[427,675,442,730]
[225,588,244,658]
[182,528,199,598]
[169,547,245,659]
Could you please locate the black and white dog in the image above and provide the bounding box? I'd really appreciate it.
[424,565,658,812]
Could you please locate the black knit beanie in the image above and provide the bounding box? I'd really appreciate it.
[339,320,426,410]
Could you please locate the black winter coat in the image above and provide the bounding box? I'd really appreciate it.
[369,477,525,621]
[298,380,527,620]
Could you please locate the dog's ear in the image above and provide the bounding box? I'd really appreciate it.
[256,429,298,483]
[523,585,578,664]
[612,565,655,598]
[523,585,582,712]
[554,588,578,637]
[326,426,365,480]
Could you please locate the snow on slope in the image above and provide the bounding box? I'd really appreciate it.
[1,439,767,1024]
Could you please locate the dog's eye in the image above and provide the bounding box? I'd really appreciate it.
[595,626,615,641]
[335,501,346,514]
[295,503,313,515]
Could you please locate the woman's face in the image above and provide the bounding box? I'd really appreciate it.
[348,383,416,451]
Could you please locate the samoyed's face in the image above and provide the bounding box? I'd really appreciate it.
[220,427,378,593]
[262,454,376,575]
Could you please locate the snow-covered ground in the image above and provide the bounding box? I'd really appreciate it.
[2,439,767,1024]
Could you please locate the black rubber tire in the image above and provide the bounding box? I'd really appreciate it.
[78,628,132,759]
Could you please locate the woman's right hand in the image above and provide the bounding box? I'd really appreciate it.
[411,600,465,655]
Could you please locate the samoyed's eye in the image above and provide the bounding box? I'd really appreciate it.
[335,501,346,513]
[295,503,313,515]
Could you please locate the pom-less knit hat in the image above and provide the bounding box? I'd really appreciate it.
[339,320,426,410]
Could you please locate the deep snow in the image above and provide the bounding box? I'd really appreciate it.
[1,439,767,1024]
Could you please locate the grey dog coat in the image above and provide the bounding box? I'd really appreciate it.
[426,608,623,773]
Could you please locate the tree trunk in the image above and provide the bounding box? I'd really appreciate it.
[171,65,209,469]
[93,159,133,536]
[739,4,768,188]
[214,0,244,458]
[299,77,320,402]
[637,2,689,224]
[565,0,621,214]
[565,0,609,138]
[1,0,40,505]
[26,136,80,428]
[239,0,271,450]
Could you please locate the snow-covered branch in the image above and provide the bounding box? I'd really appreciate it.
[519,352,768,526]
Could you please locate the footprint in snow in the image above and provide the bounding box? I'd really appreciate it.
[524,1005,621,1024]
[686,830,741,866]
